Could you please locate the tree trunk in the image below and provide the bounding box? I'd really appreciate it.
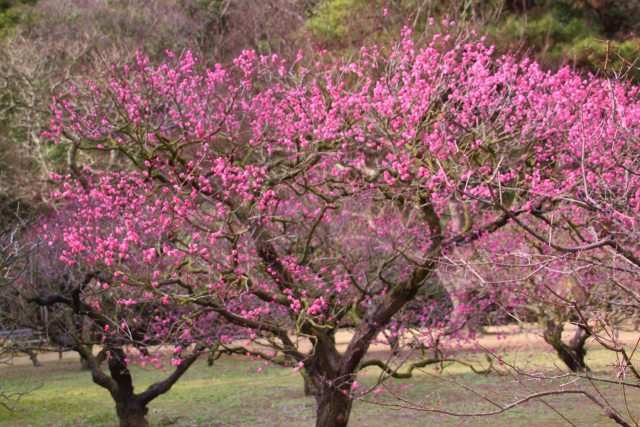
[23,349,41,367]
[563,323,590,372]
[80,344,93,370]
[95,347,107,366]
[315,386,352,427]
[109,347,150,427]
[553,341,588,372]
[115,398,149,427]
[542,318,590,372]
[302,369,321,397]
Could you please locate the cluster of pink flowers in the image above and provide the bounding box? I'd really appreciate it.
[37,26,640,382]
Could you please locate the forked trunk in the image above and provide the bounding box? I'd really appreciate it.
[542,318,590,372]
[109,347,150,427]
[315,386,353,427]
[560,323,590,372]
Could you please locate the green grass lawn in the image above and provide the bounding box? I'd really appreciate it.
[1,346,638,426]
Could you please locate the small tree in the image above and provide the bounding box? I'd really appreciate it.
[27,279,207,427]
[22,216,220,427]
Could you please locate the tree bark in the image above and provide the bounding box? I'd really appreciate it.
[115,398,149,427]
[109,347,151,427]
[542,318,590,372]
[564,323,590,372]
[302,369,321,397]
[22,348,41,367]
[80,344,93,370]
[315,386,353,427]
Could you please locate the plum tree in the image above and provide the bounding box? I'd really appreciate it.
[42,25,640,426]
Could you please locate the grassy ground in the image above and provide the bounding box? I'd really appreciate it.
[0,345,638,426]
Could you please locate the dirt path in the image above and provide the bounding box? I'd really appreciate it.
[4,323,638,368]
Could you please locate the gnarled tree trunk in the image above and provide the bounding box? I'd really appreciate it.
[109,347,151,427]
[542,318,590,372]
[315,385,352,427]
[115,397,149,427]
[298,333,354,427]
